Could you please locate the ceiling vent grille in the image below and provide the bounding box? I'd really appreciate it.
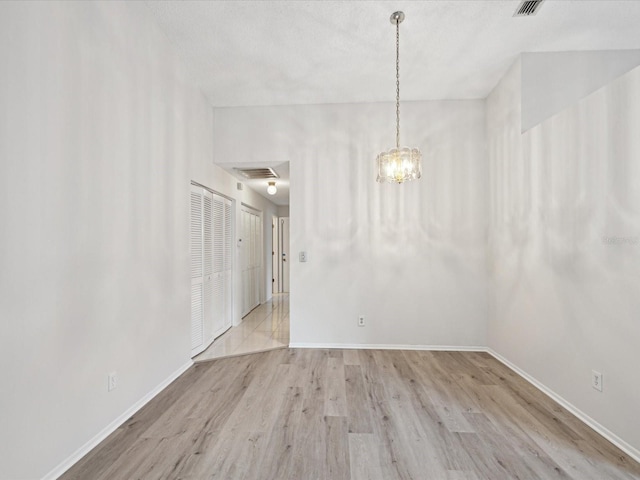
[514,0,545,17]
[233,167,279,179]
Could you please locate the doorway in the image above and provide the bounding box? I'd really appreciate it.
[273,217,289,293]
[240,204,262,317]
[272,216,279,294]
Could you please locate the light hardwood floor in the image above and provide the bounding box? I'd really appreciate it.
[62,349,640,480]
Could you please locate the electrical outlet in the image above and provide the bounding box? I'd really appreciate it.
[108,372,118,392]
[592,370,603,392]
[358,315,365,327]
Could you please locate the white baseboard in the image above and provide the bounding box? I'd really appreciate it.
[43,360,193,480]
[486,348,640,465]
[288,342,486,352]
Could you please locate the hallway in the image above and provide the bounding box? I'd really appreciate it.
[195,293,289,362]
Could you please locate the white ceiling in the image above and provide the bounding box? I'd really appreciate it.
[146,0,640,108]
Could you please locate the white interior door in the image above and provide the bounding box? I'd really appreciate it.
[279,217,290,293]
[241,205,262,317]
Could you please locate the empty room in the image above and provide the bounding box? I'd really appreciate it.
[1,1,640,479]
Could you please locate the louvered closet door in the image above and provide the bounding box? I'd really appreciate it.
[192,187,235,356]
[190,186,204,355]
[202,191,214,345]
[223,199,233,329]
[211,194,225,338]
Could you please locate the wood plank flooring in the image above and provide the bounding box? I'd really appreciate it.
[61,349,640,480]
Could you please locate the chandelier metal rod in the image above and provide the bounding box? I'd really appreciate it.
[395,19,400,149]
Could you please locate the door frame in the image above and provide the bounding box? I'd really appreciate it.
[272,215,279,294]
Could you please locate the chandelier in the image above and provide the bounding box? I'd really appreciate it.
[376,11,422,184]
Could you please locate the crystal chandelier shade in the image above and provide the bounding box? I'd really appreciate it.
[376,11,422,184]
[376,147,422,184]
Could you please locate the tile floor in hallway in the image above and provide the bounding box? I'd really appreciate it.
[194,293,289,362]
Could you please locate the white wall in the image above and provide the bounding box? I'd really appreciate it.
[0,2,277,479]
[214,101,489,348]
[487,60,640,456]
[521,50,640,132]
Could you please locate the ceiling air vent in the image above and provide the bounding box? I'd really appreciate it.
[514,0,545,17]
[233,167,279,180]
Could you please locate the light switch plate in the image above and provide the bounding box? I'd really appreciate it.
[592,370,603,392]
